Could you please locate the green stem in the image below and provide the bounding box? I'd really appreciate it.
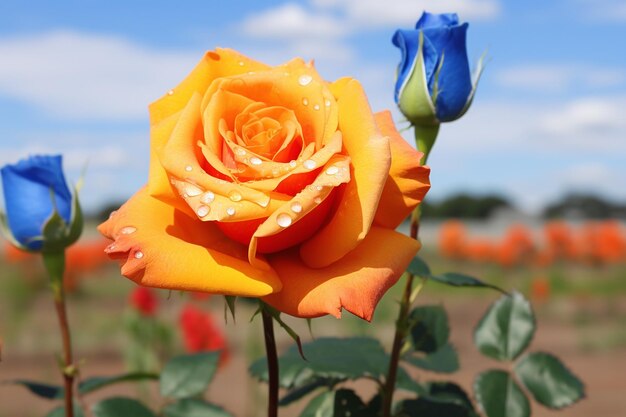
[381,124,438,417]
[43,251,75,417]
[261,304,279,417]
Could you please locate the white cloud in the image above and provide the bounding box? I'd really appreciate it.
[496,64,625,92]
[240,3,349,39]
[312,0,501,25]
[574,0,626,22]
[0,31,199,120]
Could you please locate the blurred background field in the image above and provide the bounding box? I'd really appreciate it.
[1,197,625,416]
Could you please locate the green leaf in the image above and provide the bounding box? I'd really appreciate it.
[407,256,431,277]
[224,296,236,323]
[160,352,220,399]
[6,380,63,399]
[250,337,390,389]
[44,404,85,417]
[474,370,530,417]
[398,381,478,417]
[92,397,155,417]
[300,389,374,417]
[408,305,449,354]
[515,352,585,409]
[404,343,459,373]
[163,399,234,417]
[474,292,535,361]
[279,378,338,406]
[430,272,508,294]
[79,372,159,395]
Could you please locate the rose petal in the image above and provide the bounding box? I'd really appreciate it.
[98,187,282,296]
[373,111,431,229]
[263,227,420,320]
[300,79,391,268]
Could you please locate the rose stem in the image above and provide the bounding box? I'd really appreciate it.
[381,127,436,417]
[44,251,75,417]
[261,305,279,417]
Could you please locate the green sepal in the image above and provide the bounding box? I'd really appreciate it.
[41,186,83,253]
[262,303,305,359]
[457,50,488,119]
[224,296,236,323]
[398,31,438,126]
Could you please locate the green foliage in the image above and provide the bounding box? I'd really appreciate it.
[404,343,459,374]
[407,256,431,277]
[397,382,478,417]
[8,380,63,399]
[515,352,585,409]
[300,389,379,417]
[430,272,507,294]
[474,292,535,361]
[162,399,234,417]
[474,370,530,417]
[421,193,511,219]
[407,305,449,353]
[544,193,626,219]
[79,372,159,395]
[92,397,156,417]
[160,352,221,399]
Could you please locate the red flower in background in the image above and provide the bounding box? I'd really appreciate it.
[129,286,158,317]
[180,304,228,364]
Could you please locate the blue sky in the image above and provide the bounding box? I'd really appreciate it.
[1,0,625,214]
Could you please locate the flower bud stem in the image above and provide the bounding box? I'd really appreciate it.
[43,251,75,417]
[381,124,438,417]
[414,123,440,165]
[261,304,279,417]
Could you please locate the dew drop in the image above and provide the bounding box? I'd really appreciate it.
[303,159,317,170]
[302,98,309,106]
[272,168,280,176]
[185,185,203,197]
[167,89,174,96]
[108,210,117,218]
[105,244,116,253]
[201,191,215,204]
[313,104,320,111]
[314,197,322,204]
[229,191,242,202]
[197,205,210,217]
[290,202,303,213]
[325,99,331,107]
[238,61,245,66]
[325,166,339,175]
[235,148,246,156]
[259,198,269,208]
[226,207,236,216]
[134,251,144,259]
[185,165,193,172]
[276,213,292,228]
[298,74,313,86]
[289,160,297,168]
[315,185,323,191]
[120,226,137,235]
[249,156,263,166]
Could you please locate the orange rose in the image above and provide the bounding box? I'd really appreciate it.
[98,49,430,319]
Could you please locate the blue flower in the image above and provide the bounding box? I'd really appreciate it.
[392,12,484,124]
[1,155,81,251]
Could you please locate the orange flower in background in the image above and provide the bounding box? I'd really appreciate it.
[544,221,579,261]
[438,220,467,260]
[530,276,551,303]
[463,238,496,263]
[596,221,626,264]
[497,224,535,267]
[180,304,228,364]
[98,49,430,319]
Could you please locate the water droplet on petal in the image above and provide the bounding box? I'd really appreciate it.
[276,213,292,228]
[167,89,174,96]
[250,156,262,166]
[313,104,320,111]
[314,197,322,204]
[259,198,270,208]
[226,207,236,216]
[201,191,215,204]
[105,244,116,253]
[325,99,331,107]
[315,185,323,191]
[238,61,245,66]
[290,202,303,213]
[197,205,210,217]
[185,185,203,197]
[185,165,193,172]
[325,166,339,175]
[134,251,144,259]
[235,148,246,156]
[120,226,137,235]
[298,74,313,86]
[302,98,309,106]
[229,191,242,202]
[109,210,117,218]
[272,168,280,176]
[289,160,297,168]
[303,159,317,170]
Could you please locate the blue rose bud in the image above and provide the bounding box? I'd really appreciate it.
[1,155,82,252]
[392,11,484,125]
